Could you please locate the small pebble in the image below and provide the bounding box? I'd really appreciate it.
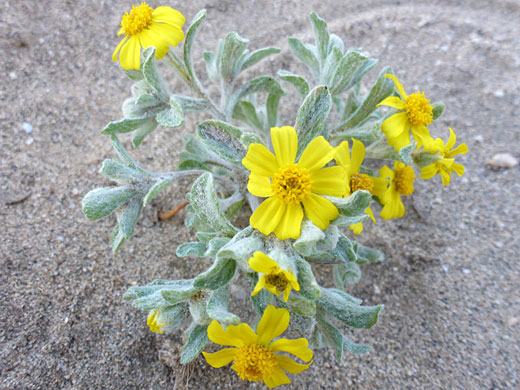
[462,268,471,274]
[493,89,505,98]
[442,265,449,273]
[25,137,34,145]
[486,153,518,169]
[507,317,519,326]
[22,122,33,134]
[374,284,381,295]
[9,71,17,80]
[473,134,484,143]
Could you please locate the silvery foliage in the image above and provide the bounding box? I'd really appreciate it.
[82,11,444,364]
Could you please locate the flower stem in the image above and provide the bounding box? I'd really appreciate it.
[165,51,226,121]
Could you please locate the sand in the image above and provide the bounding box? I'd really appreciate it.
[1,0,519,389]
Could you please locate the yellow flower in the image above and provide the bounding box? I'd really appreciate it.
[249,252,300,302]
[379,161,415,220]
[378,74,437,152]
[242,126,347,239]
[202,305,313,388]
[421,128,468,186]
[112,2,185,70]
[335,139,388,234]
[147,308,166,334]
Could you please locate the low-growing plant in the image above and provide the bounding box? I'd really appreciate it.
[82,3,467,388]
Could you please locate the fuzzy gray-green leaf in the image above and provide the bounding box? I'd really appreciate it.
[101,117,149,135]
[116,197,142,239]
[288,38,320,78]
[354,241,384,264]
[309,12,330,66]
[82,187,137,220]
[197,120,245,165]
[278,70,310,100]
[155,97,183,128]
[432,101,446,120]
[325,190,371,217]
[184,9,207,82]
[334,262,362,290]
[180,324,209,364]
[142,176,173,206]
[294,254,320,301]
[207,285,240,325]
[319,287,383,329]
[142,47,169,101]
[295,86,332,156]
[132,119,158,148]
[194,257,237,290]
[240,47,280,73]
[218,32,249,82]
[176,242,207,258]
[99,159,140,183]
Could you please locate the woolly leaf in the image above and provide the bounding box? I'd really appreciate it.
[197,120,245,165]
[82,187,137,220]
[180,323,209,364]
[278,70,310,100]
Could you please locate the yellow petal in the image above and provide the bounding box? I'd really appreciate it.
[412,125,436,152]
[257,306,289,347]
[202,348,237,368]
[249,252,279,274]
[242,144,279,177]
[273,202,304,240]
[148,22,184,50]
[302,194,338,229]
[446,127,457,150]
[251,276,266,296]
[387,124,412,152]
[247,174,273,197]
[334,141,350,168]
[282,286,291,302]
[371,176,389,199]
[298,136,335,172]
[264,367,291,388]
[310,166,347,197]
[152,6,186,28]
[381,112,409,140]
[349,138,365,174]
[380,186,405,220]
[271,126,298,167]
[379,165,395,181]
[270,338,313,361]
[207,320,257,347]
[112,35,129,62]
[366,206,376,223]
[276,355,312,374]
[420,164,439,180]
[385,74,408,99]
[451,163,465,177]
[449,143,468,157]
[349,222,363,235]
[250,197,286,236]
[378,95,406,110]
[440,169,451,186]
[138,27,169,59]
[119,35,141,70]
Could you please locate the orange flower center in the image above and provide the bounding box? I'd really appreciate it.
[350,173,374,193]
[394,166,415,195]
[405,92,433,127]
[265,271,289,293]
[121,2,153,36]
[233,344,277,382]
[271,164,312,204]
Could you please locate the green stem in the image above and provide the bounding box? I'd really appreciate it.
[165,51,226,121]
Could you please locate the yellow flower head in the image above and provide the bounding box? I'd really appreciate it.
[203,305,313,388]
[378,74,437,152]
[242,126,347,239]
[249,252,300,302]
[147,308,166,334]
[113,3,185,70]
[421,128,468,186]
[379,161,415,220]
[334,139,389,234]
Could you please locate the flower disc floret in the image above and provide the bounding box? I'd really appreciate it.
[394,166,415,195]
[271,165,312,204]
[120,3,153,35]
[234,344,277,381]
[405,92,433,127]
[350,173,374,193]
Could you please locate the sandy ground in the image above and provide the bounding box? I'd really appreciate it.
[1,0,519,389]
